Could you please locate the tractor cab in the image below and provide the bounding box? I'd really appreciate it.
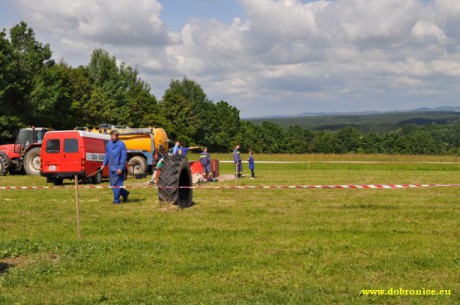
[15,127,49,154]
[0,127,50,176]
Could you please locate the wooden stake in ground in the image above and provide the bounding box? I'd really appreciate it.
[235,163,238,203]
[74,175,81,239]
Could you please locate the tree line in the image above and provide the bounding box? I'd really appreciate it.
[1,22,460,155]
[237,123,460,155]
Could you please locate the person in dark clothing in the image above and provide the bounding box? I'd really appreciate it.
[248,150,255,179]
[101,130,129,204]
[200,147,212,180]
[233,144,242,178]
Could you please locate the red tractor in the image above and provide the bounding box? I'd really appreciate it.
[0,127,49,176]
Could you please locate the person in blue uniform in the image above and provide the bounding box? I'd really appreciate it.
[200,147,212,180]
[233,144,242,178]
[248,150,255,179]
[178,143,199,157]
[172,141,180,155]
[101,130,129,204]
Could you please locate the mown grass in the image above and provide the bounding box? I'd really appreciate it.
[0,154,459,304]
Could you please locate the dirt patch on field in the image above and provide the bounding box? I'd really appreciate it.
[0,253,61,274]
[0,256,26,274]
[158,203,181,212]
[215,174,237,182]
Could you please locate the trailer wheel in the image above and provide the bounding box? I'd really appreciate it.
[0,152,10,176]
[24,147,41,175]
[92,171,102,184]
[127,156,148,176]
[158,155,193,208]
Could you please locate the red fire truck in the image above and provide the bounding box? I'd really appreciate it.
[40,130,110,185]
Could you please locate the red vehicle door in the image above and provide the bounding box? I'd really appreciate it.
[42,135,61,173]
[62,134,82,173]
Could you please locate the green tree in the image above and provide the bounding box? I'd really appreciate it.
[336,126,362,153]
[257,122,287,153]
[0,22,53,142]
[79,49,160,128]
[287,125,314,153]
[234,121,264,153]
[9,21,53,122]
[160,90,199,144]
[403,130,438,155]
[0,29,15,116]
[204,101,240,151]
[29,63,76,128]
[310,132,342,154]
[124,83,161,127]
[0,29,20,142]
[66,65,92,127]
[360,133,383,154]
[162,77,214,144]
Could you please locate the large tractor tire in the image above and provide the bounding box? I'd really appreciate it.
[127,156,148,176]
[158,155,193,208]
[0,152,10,176]
[24,147,41,175]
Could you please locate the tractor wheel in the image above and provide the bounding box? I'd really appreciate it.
[24,147,41,175]
[0,152,10,176]
[54,178,63,186]
[158,155,193,208]
[127,156,148,176]
[92,171,102,184]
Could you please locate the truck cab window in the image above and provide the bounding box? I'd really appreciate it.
[64,139,79,153]
[45,139,60,153]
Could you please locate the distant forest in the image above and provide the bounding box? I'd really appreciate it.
[247,111,460,133]
[1,22,460,155]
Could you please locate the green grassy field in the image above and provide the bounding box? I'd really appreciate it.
[0,154,459,304]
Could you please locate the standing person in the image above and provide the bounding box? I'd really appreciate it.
[233,144,242,178]
[178,143,200,157]
[172,141,180,155]
[150,152,164,185]
[248,150,255,179]
[200,147,212,180]
[101,130,129,204]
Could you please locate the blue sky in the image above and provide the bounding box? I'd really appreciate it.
[160,0,244,31]
[1,0,459,117]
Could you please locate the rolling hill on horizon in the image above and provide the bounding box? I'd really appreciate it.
[245,106,460,133]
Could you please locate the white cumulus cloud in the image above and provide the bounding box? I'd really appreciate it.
[5,0,460,116]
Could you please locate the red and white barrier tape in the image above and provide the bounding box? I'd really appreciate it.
[219,160,460,164]
[1,183,459,190]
